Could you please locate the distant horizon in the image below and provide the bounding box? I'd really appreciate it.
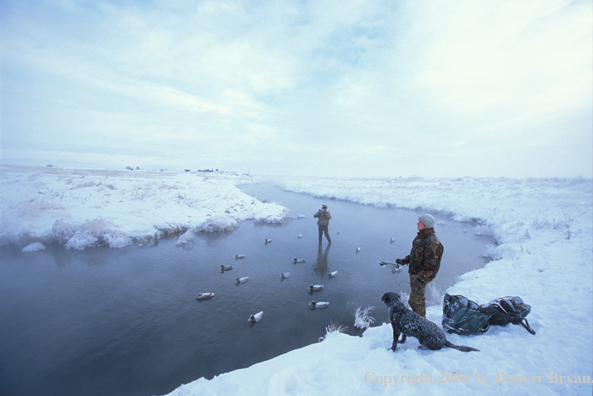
[2,160,592,180]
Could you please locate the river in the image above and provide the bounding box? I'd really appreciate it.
[0,182,492,396]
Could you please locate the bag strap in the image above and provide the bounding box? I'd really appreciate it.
[520,319,536,335]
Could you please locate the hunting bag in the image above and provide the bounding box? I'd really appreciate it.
[442,294,536,336]
[442,294,490,335]
[477,296,536,335]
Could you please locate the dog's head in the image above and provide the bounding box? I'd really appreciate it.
[381,292,401,306]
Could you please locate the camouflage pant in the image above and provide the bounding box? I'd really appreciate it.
[318,225,331,244]
[409,274,428,317]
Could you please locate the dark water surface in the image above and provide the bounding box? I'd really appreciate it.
[0,183,492,396]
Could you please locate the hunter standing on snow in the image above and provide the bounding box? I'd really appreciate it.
[314,204,332,245]
[395,214,444,317]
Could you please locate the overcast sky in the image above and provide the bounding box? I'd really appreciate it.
[1,0,591,178]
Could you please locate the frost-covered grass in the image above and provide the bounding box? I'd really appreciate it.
[354,305,376,331]
[0,166,290,250]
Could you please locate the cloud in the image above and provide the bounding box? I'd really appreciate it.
[1,0,591,177]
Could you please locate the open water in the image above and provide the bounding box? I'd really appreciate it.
[0,183,492,396]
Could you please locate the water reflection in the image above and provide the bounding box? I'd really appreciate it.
[313,243,331,277]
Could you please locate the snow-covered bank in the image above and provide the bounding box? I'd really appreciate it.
[166,176,592,396]
[1,167,591,395]
[0,166,290,250]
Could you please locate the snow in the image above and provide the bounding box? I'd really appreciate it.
[0,165,290,250]
[21,241,45,252]
[1,166,591,395]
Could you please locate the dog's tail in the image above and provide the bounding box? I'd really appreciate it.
[444,340,479,352]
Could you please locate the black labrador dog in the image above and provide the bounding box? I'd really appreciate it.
[381,292,479,352]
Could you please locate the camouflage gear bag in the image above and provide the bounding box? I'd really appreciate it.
[442,294,536,336]
[478,296,536,335]
[442,294,490,335]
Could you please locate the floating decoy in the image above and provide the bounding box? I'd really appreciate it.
[379,261,402,273]
[196,292,215,300]
[297,234,303,239]
[281,272,291,279]
[293,258,305,263]
[309,301,329,309]
[220,265,233,271]
[308,284,324,292]
[390,237,396,243]
[356,247,361,253]
[264,239,272,244]
[328,271,338,278]
[235,277,249,284]
[235,254,245,259]
[248,311,264,323]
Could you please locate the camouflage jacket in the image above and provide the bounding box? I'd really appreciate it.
[314,209,331,226]
[400,228,443,282]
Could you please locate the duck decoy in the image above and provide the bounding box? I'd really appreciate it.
[297,234,303,239]
[248,311,263,323]
[235,277,249,284]
[356,247,361,253]
[308,284,324,292]
[264,239,272,244]
[220,265,233,271]
[379,261,402,273]
[196,292,215,300]
[235,254,245,259]
[280,272,291,279]
[293,258,305,263]
[390,237,396,243]
[328,271,338,278]
[309,301,329,309]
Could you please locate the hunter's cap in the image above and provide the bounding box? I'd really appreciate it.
[418,214,436,228]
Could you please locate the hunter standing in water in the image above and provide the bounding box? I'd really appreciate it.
[314,204,332,245]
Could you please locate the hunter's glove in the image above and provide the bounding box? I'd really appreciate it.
[411,277,424,288]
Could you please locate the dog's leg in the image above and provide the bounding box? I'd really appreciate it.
[390,323,401,351]
[398,334,407,344]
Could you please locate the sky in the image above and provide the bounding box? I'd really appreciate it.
[1,0,592,178]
